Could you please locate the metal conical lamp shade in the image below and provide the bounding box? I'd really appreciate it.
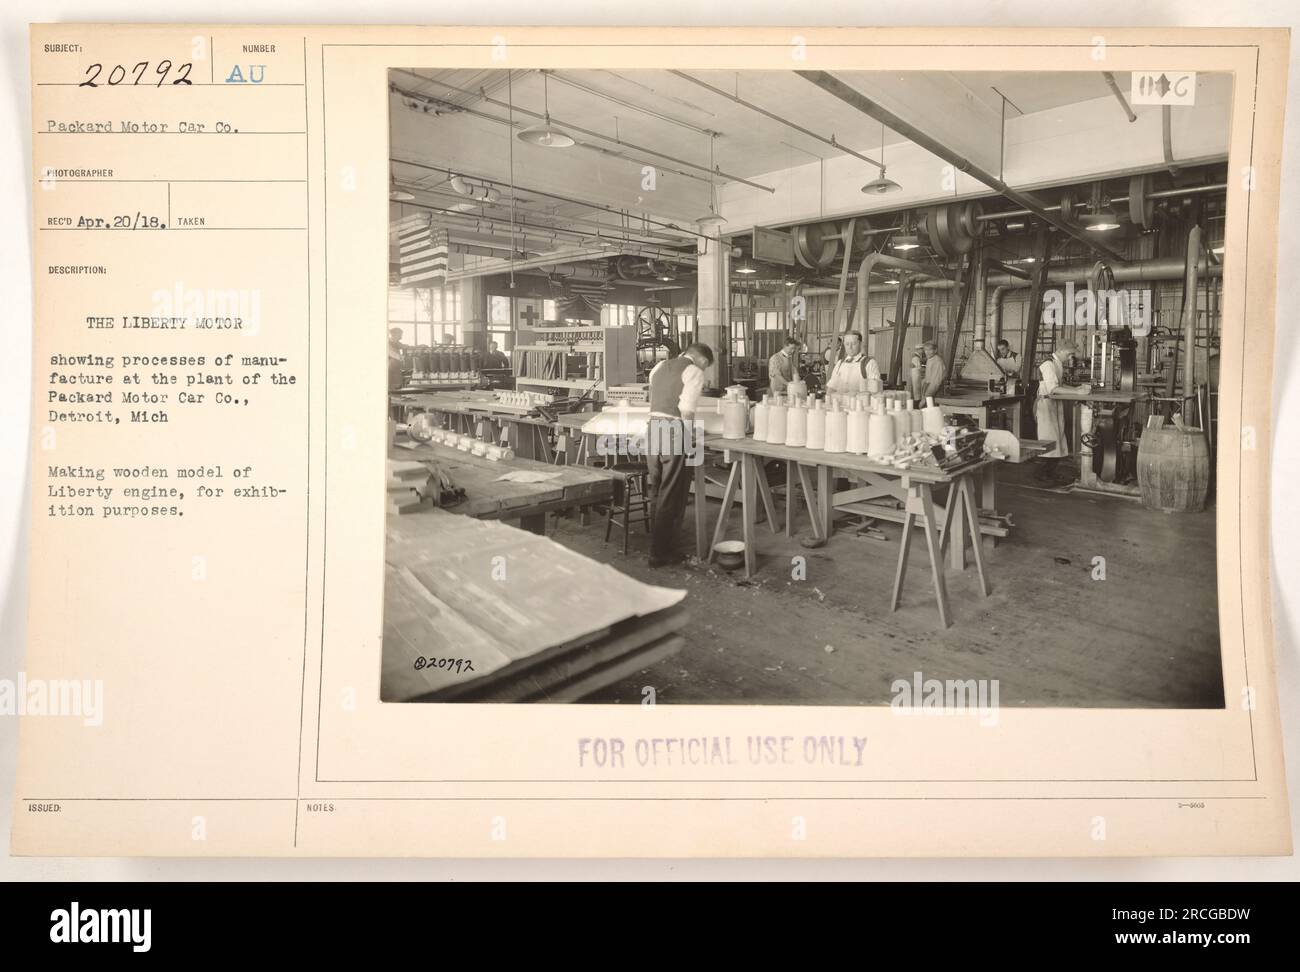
[517,114,575,148]
[861,174,901,195]
[863,122,901,194]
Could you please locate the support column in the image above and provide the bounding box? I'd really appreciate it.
[459,277,488,353]
[695,226,730,389]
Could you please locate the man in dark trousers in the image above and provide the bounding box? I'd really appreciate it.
[645,342,714,568]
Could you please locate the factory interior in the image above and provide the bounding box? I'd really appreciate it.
[382,68,1227,708]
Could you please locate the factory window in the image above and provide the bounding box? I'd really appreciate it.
[675,312,694,348]
[390,284,464,345]
[489,295,512,325]
[600,303,637,327]
[431,323,463,344]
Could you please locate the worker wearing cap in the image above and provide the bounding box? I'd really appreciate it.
[767,336,801,395]
[825,330,880,397]
[914,340,947,403]
[1035,341,1087,458]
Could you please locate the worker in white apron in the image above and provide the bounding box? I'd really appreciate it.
[1035,341,1084,458]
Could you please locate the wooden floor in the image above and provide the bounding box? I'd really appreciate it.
[550,464,1224,708]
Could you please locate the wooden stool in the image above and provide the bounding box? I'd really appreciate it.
[604,462,652,555]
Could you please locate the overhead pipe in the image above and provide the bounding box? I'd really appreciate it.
[393,156,725,244]
[405,199,684,250]
[854,252,957,380]
[396,199,679,253]
[797,253,1220,301]
[989,251,1219,346]
[796,70,1130,264]
[447,249,641,282]
[1162,106,1181,177]
[1177,224,1203,394]
[548,72,718,138]
[409,183,690,245]
[1102,73,1138,123]
[976,182,1225,222]
[986,254,1218,290]
[805,252,1222,353]
[392,81,719,191]
[394,70,776,194]
[670,70,885,172]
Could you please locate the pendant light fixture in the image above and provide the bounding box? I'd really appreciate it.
[861,121,902,195]
[890,211,921,251]
[516,71,575,148]
[1081,182,1121,232]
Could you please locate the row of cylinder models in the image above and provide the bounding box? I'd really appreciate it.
[719,385,945,459]
[406,346,482,380]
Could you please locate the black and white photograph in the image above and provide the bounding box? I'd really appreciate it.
[6,4,1297,885]
[381,67,1231,708]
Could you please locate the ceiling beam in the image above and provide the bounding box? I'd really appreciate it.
[396,68,776,194]
[670,70,884,173]
[795,70,1129,264]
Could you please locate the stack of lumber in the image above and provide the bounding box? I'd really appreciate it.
[382,510,687,702]
[387,459,431,515]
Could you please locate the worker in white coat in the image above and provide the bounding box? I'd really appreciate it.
[915,341,947,402]
[825,330,880,398]
[1035,341,1087,458]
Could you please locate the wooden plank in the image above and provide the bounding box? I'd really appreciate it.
[796,464,824,540]
[741,454,758,578]
[755,459,781,534]
[703,435,980,484]
[390,440,615,521]
[383,511,688,701]
[707,460,741,562]
[817,464,834,536]
[694,460,709,559]
[452,610,689,702]
[918,485,951,629]
[526,635,684,703]
[785,461,795,537]
[962,476,992,597]
[890,503,915,612]
[948,479,967,570]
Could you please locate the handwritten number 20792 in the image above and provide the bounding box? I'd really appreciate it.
[79,61,193,87]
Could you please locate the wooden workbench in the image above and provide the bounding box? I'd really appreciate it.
[393,391,570,462]
[391,438,615,533]
[696,436,993,628]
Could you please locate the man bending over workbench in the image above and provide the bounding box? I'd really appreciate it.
[645,342,714,568]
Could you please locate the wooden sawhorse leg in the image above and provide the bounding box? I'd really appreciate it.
[796,464,825,541]
[705,459,741,564]
[740,454,758,577]
[890,479,955,629]
[694,457,709,560]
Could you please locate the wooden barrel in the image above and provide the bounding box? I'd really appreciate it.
[1137,425,1210,512]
